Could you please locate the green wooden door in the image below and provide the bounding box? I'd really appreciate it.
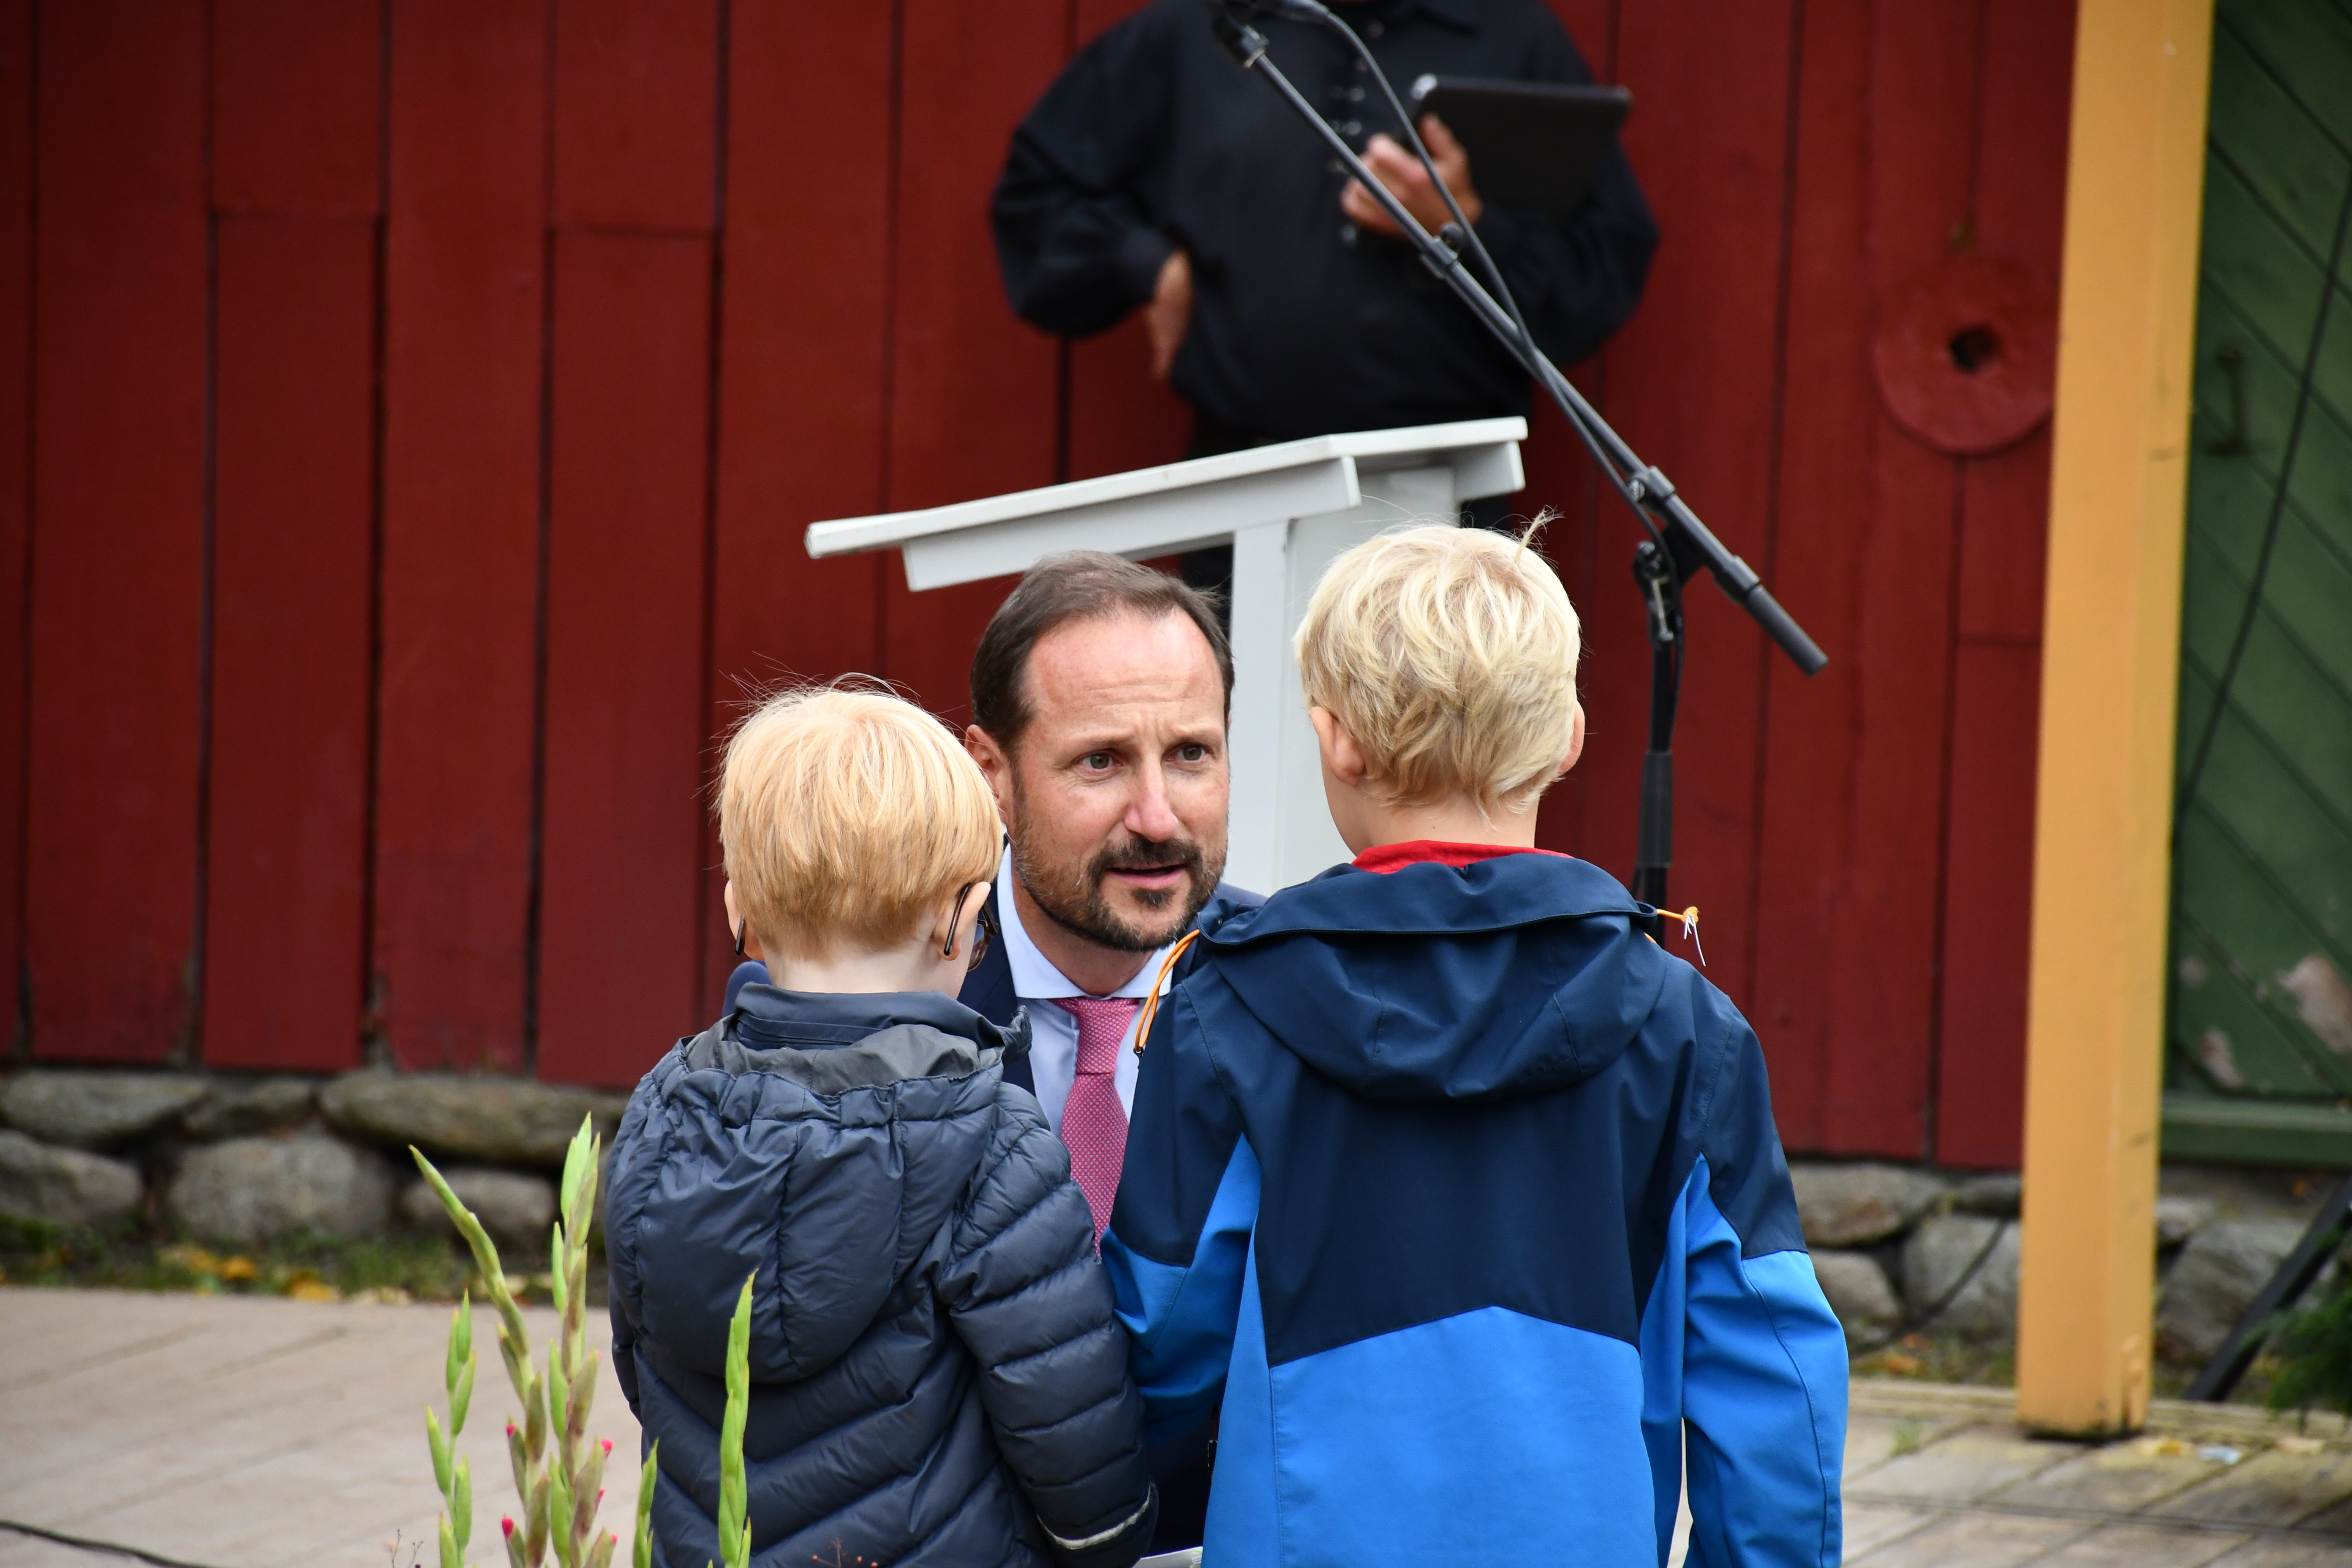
[2164,0,2352,1166]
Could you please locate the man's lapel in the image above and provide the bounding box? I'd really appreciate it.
[958,885,1032,1094]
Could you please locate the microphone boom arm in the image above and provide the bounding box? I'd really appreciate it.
[1212,12,1827,677]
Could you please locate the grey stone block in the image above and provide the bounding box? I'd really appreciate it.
[2154,1194,2217,1249]
[0,1070,210,1149]
[2156,1215,2306,1361]
[400,1168,558,1246]
[181,1077,318,1141]
[1902,1214,2020,1338]
[1952,1172,2022,1218]
[1791,1162,1949,1247]
[0,1129,144,1230]
[166,1135,395,1245]
[1810,1248,1903,1341]
[321,1073,624,1169]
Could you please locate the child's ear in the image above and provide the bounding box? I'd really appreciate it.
[1558,703,1587,777]
[1309,706,1371,787]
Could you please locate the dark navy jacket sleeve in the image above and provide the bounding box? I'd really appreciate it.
[942,1093,1158,1568]
[992,5,1180,339]
[1639,976,1847,1568]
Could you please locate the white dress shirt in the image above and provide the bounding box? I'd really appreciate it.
[995,849,1174,1132]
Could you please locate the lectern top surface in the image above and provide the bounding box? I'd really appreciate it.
[804,416,1527,559]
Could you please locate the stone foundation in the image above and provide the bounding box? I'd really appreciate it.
[0,1067,623,1249]
[0,1067,2328,1369]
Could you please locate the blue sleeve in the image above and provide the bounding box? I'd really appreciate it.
[1640,1003,1847,1567]
[1100,983,1258,1441]
[1102,1141,1258,1439]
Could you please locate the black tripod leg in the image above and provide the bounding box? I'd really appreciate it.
[2186,1168,2352,1401]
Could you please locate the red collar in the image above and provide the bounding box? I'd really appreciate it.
[1350,840,1566,874]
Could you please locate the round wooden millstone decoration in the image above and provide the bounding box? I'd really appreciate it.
[1873,252,2058,457]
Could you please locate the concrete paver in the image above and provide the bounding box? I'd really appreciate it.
[10,1288,2352,1566]
[2154,1451,2352,1528]
[1846,1511,2092,1566]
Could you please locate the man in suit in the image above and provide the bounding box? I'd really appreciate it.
[723,550,1255,1550]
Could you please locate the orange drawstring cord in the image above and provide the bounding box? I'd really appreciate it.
[1133,929,1201,1058]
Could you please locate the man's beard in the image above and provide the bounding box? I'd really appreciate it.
[1009,796,1224,954]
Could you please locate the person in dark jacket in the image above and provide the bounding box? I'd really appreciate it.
[606,686,1157,1568]
[992,0,1658,454]
[1105,526,1847,1565]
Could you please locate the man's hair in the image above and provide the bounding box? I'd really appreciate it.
[717,684,1001,960]
[1296,523,1582,814]
[970,551,1233,747]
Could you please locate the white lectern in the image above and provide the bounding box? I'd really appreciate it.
[804,418,1529,893]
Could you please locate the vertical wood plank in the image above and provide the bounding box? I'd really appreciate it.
[1580,0,1802,1011]
[201,0,382,1073]
[1933,0,2076,1165]
[27,0,209,1063]
[1745,0,1870,1153]
[1750,0,1980,1157]
[553,0,718,232]
[537,234,710,1086]
[375,0,547,1071]
[878,0,1070,721]
[205,220,378,1072]
[0,0,29,1053]
[705,0,895,1008]
[538,239,713,1086]
[1937,641,2042,1165]
[212,0,379,219]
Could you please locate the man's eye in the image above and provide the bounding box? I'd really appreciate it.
[1081,751,1116,771]
[1176,743,1208,763]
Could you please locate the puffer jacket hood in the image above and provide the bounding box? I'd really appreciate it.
[1195,851,1664,1102]
[626,988,1025,1382]
[606,983,1155,1568]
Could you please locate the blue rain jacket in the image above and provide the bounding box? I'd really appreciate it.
[1101,849,1846,1567]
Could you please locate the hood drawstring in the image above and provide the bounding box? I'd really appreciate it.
[1133,930,1201,1059]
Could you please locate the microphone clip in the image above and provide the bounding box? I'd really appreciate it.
[1209,10,1269,67]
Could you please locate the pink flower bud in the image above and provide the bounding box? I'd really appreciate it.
[601,1439,612,1455]
[502,1519,515,1538]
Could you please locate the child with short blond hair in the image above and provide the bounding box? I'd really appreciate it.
[1105,525,1847,1568]
[604,686,1157,1568]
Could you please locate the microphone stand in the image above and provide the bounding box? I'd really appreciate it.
[1210,10,1826,911]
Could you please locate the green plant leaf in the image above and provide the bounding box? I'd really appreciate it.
[560,1116,593,1235]
[439,1514,462,1568]
[428,1405,453,1497]
[452,1455,474,1549]
[716,1274,753,1568]
[452,1354,477,1436]
[634,1443,658,1568]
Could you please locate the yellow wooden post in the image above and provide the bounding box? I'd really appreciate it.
[2015,0,2215,1436]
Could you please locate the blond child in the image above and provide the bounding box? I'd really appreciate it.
[1103,525,1847,1567]
[603,687,1157,1568]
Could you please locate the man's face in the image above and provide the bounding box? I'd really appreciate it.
[970,610,1229,953]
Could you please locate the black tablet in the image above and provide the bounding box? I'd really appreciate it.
[1405,75,1631,220]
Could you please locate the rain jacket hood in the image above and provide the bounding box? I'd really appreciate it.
[1197,849,1663,1102]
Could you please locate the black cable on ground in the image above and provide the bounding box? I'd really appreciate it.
[0,1519,240,1568]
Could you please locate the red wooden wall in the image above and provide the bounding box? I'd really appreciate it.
[0,0,2070,1167]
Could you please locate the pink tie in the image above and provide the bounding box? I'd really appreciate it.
[1052,996,1139,1243]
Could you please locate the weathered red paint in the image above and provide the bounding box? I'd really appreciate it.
[5,0,2069,1171]
[27,0,209,1064]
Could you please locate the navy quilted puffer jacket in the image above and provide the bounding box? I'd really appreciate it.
[605,984,1156,1568]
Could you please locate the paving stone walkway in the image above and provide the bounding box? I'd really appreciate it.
[5,1288,2352,1567]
